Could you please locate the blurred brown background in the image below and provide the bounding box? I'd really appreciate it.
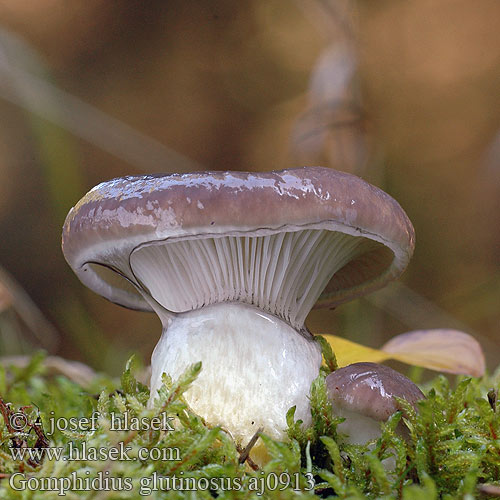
[0,0,498,375]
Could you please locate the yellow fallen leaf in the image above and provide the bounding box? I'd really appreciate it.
[321,334,390,367]
[321,329,486,377]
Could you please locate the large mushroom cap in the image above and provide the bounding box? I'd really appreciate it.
[62,167,414,330]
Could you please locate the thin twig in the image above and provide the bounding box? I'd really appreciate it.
[238,426,263,465]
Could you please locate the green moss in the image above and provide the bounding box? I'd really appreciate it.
[0,351,499,499]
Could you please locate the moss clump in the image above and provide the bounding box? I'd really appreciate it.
[0,350,499,499]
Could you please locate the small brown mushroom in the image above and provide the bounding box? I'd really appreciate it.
[326,362,424,444]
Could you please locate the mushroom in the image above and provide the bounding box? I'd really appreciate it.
[326,362,424,444]
[61,167,414,446]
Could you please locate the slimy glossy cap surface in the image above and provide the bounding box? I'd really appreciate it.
[326,362,424,422]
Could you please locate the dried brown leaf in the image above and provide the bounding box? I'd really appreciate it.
[381,329,486,377]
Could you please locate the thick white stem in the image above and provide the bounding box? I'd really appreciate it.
[148,302,322,445]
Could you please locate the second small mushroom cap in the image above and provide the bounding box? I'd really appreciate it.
[326,362,424,444]
[62,167,415,330]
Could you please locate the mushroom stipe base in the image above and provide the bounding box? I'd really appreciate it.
[148,302,322,446]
